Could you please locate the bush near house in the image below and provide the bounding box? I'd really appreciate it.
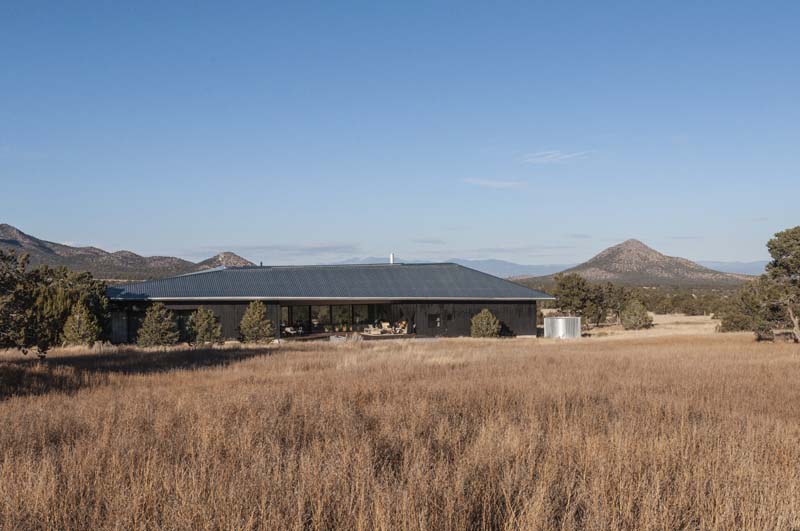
[240,301,274,343]
[137,303,180,347]
[471,309,501,338]
[187,307,223,346]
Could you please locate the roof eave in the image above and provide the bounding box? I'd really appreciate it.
[110,295,555,302]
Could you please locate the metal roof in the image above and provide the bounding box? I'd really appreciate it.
[107,263,554,301]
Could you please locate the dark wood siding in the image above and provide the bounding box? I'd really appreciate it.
[411,302,536,337]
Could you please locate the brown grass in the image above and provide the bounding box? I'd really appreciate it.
[1,334,799,530]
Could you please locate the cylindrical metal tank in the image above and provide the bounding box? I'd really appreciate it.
[543,316,582,339]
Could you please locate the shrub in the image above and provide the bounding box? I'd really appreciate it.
[240,301,274,343]
[620,300,653,330]
[471,309,501,338]
[62,303,101,347]
[187,307,222,346]
[137,303,180,347]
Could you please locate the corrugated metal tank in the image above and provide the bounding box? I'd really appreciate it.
[544,316,582,339]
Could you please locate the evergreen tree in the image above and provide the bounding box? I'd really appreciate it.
[553,273,591,316]
[620,300,653,330]
[188,306,222,345]
[765,226,800,342]
[137,303,180,347]
[240,301,274,343]
[63,303,101,347]
[0,250,108,358]
[0,251,33,352]
[471,309,501,338]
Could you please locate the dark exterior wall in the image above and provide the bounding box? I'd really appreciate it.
[109,300,537,343]
[109,301,279,343]
[410,302,536,337]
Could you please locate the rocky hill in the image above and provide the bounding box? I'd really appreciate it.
[0,224,253,280]
[521,239,751,287]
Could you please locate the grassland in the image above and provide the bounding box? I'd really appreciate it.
[1,330,799,530]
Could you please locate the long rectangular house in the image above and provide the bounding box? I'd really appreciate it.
[106,263,553,343]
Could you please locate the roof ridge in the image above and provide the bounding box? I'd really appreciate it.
[226,262,454,270]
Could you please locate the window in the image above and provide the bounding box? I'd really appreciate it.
[280,306,289,327]
[310,305,331,332]
[353,305,369,327]
[290,306,310,330]
[427,313,441,328]
[332,305,352,330]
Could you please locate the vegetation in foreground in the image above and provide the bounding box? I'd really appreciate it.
[1,335,799,530]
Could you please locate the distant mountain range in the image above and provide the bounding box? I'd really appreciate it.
[0,224,253,280]
[695,260,768,276]
[517,239,752,287]
[1,223,764,285]
[332,256,570,278]
[334,254,766,279]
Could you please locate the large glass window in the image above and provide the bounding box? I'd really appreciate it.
[332,305,352,331]
[310,305,331,332]
[290,306,310,332]
[280,306,289,327]
[370,304,391,325]
[353,305,369,329]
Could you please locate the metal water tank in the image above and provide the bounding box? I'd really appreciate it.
[544,316,582,339]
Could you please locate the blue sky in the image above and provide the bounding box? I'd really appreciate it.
[1,1,797,265]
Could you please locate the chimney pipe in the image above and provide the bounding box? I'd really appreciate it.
[389,253,395,264]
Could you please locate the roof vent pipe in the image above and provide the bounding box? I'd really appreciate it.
[389,253,395,264]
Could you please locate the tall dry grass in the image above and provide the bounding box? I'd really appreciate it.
[1,335,799,530]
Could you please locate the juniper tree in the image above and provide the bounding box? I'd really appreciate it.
[137,303,179,347]
[63,303,101,347]
[620,299,653,330]
[470,309,501,338]
[0,251,108,358]
[239,301,274,343]
[187,306,222,346]
[765,226,800,342]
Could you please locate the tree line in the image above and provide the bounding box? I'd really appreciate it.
[547,274,653,330]
[0,250,276,357]
[0,251,109,357]
[136,300,274,347]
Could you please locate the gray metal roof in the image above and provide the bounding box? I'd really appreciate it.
[107,263,553,301]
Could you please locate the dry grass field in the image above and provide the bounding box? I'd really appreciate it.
[2,331,800,530]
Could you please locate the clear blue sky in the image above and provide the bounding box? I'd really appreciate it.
[2,1,797,265]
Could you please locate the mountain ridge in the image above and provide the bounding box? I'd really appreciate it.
[0,224,253,280]
[519,239,751,287]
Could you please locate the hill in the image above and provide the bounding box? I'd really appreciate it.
[0,224,253,280]
[520,239,751,287]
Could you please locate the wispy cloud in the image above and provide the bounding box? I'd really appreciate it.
[668,236,703,240]
[412,238,445,245]
[464,178,525,189]
[522,150,590,164]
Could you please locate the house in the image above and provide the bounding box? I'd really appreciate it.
[106,263,554,343]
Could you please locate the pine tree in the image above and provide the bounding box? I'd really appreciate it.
[63,303,101,347]
[239,301,274,343]
[188,306,222,346]
[471,309,501,338]
[137,303,179,347]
